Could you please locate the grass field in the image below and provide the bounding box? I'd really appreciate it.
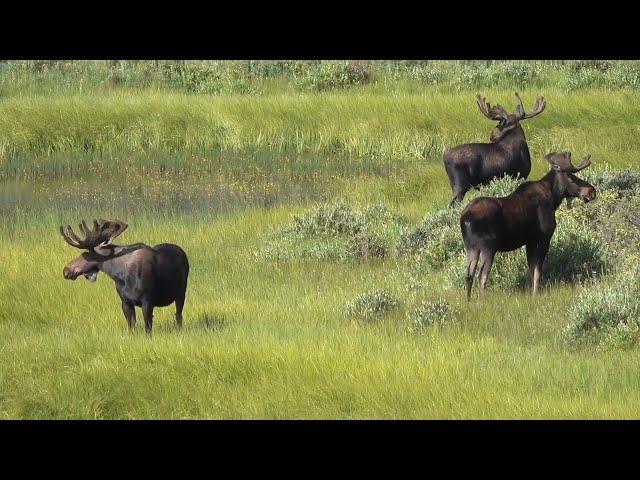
[2,80,640,418]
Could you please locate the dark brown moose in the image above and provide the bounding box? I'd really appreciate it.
[460,152,596,300]
[60,219,189,334]
[443,92,546,206]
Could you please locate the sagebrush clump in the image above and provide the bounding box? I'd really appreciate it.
[293,61,371,92]
[564,262,640,350]
[344,289,400,321]
[257,202,408,262]
[409,299,459,332]
[582,166,640,196]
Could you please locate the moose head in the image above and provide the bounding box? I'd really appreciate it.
[476,92,546,143]
[60,219,128,281]
[544,151,597,207]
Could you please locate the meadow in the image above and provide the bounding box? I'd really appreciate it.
[2,61,640,419]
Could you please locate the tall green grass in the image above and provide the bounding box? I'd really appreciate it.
[1,90,639,177]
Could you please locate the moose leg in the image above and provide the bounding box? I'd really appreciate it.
[465,248,480,302]
[525,242,538,293]
[532,237,552,295]
[142,301,154,336]
[478,250,495,296]
[121,300,136,331]
[175,295,185,330]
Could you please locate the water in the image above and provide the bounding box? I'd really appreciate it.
[0,150,413,220]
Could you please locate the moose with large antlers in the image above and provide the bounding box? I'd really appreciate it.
[460,151,596,300]
[60,219,189,334]
[443,92,546,206]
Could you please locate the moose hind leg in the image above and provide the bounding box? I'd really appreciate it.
[478,250,495,295]
[121,300,136,331]
[175,294,185,330]
[465,248,480,302]
[142,301,154,336]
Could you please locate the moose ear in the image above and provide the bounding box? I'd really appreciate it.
[545,152,562,170]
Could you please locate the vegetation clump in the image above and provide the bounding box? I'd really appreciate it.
[564,262,640,351]
[292,61,372,91]
[257,202,408,262]
[409,299,459,332]
[344,289,400,321]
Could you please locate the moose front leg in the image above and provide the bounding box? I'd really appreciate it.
[142,301,154,336]
[121,300,136,331]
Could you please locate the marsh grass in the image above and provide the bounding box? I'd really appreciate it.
[2,90,640,178]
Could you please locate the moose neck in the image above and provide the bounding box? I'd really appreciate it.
[539,170,568,210]
[495,124,527,148]
[96,244,146,283]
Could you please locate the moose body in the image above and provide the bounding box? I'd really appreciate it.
[61,220,189,334]
[444,93,546,206]
[460,152,596,300]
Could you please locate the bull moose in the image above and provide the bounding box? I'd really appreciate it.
[60,219,189,334]
[460,151,596,300]
[443,92,546,206]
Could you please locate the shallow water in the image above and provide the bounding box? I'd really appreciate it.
[0,150,414,220]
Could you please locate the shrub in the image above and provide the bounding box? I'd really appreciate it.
[396,208,458,256]
[257,201,408,263]
[293,61,371,91]
[409,299,458,332]
[289,202,364,237]
[563,262,640,350]
[344,289,399,321]
[346,231,388,260]
[566,186,640,270]
[582,166,640,196]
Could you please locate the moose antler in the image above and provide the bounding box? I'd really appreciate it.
[515,92,546,120]
[476,94,509,121]
[60,219,128,250]
[545,152,592,173]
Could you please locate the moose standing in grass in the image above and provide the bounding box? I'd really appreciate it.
[443,92,546,206]
[460,152,596,300]
[60,219,189,334]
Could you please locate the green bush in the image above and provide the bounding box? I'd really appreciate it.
[563,262,640,350]
[344,289,399,321]
[346,231,388,260]
[566,184,640,270]
[409,299,458,331]
[583,166,640,196]
[293,61,371,91]
[257,202,408,262]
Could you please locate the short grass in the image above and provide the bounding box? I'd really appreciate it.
[1,87,640,418]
